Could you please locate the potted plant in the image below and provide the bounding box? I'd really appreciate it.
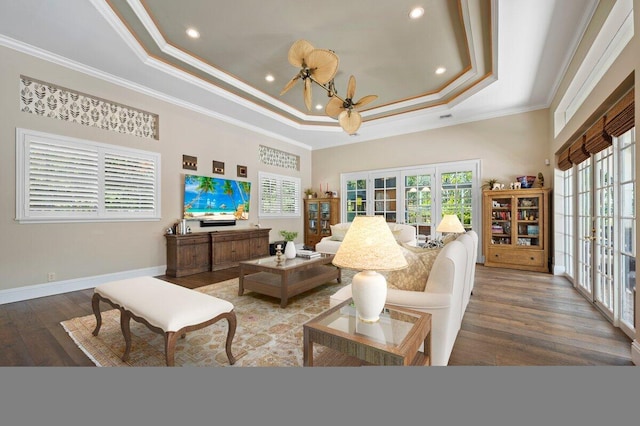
[279,230,298,259]
[304,188,315,199]
[482,178,499,190]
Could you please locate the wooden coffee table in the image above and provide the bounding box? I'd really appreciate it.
[303,298,431,366]
[238,254,341,307]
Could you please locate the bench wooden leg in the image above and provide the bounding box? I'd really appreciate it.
[165,332,179,366]
[120,309,132,362]
[225,311,237,365]
[91,293,102,336]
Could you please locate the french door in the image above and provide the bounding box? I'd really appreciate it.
[341,161,480,251]
[573,129,635,337]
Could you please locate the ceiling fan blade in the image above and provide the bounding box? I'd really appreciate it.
[306,49,339,84]
[354,94,378,109]
[288,39,314,67]
[346,75,356,100]
[303,78,313,111]
[325,96,344,118]
[338,110,362,135]
[280,75,300,96]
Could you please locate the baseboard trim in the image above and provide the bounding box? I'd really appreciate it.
[0,266,166,305]
[552,264,566,275]
[632,340,640,366]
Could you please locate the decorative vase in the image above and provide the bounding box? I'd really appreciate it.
[351,270,387,322]
[284,241,297,259]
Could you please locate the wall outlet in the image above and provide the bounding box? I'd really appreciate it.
[47,272,56,282]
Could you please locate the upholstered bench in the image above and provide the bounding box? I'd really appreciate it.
[91,276,237,366]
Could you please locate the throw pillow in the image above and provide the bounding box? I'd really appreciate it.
[329,223,350,241]
[384,244,442,292]
[442,233,458,245]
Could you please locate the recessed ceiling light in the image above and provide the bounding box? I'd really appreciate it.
[265,74,275,82]
[409,7,425,19]
[435,67,446,75]
[315,104,323,110]
[186,28,200,39]
[440,114,452,119]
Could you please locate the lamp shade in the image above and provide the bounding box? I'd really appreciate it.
[436,214,465,233]
[332,216,407,271]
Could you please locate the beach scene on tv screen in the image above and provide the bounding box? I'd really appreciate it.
[183,174,251,220]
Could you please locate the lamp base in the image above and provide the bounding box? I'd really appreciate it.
[351,270,387,322]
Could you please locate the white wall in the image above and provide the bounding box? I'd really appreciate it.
[0,45,310,297]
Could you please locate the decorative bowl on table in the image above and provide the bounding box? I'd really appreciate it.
[516,175,536,188]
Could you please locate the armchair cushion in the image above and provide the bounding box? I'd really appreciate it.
[329,223,351,241]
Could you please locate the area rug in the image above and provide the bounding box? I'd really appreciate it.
[61,275,350,367]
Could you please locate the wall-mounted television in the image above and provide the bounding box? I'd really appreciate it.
[183,174,251,221]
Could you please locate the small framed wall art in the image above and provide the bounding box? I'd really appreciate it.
[182,155,197,171]
[237,165,247,178]
[212,160,225,175]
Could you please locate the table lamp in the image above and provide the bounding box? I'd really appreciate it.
[436,214,465,238]
[332,216,408,322]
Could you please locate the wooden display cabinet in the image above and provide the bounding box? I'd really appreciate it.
[303,198,340,249]
[482,188,550,273]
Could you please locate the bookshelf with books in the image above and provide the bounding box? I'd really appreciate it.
[482,188,550,272]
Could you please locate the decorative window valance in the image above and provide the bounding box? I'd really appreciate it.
[557,86,634,170]
[557,148,572,171]
[568,135,589,165]
[585,116,612,154]
[604,88,634,137]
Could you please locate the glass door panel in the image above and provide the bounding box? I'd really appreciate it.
[403,171,433,237]
[440,170,473,230]
[593,147,615,320]
[372,173,398,223]
[618,129,635,334]
[576,159,594,299]
[489,196,513,245]
[345,178,367,222]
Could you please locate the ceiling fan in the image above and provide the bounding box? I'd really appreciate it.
[325,75,378,135]
[280,39,378,135]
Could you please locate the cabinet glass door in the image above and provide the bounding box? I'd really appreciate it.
[320,201,332,238]
[515,194,542,248]
[307,201,318,237]
[489,196,512,245]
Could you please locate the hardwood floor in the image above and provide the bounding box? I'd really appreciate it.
[0,265,633,366]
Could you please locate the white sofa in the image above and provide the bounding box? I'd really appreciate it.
[315,222,417,254]
[329,232,475,366]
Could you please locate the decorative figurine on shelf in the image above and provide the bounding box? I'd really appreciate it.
[275,244,284,265]
[538,172,544,187]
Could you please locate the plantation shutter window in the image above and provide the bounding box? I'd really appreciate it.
[16,128,161,223]
[104,152,157,213]
[258,172,301,218]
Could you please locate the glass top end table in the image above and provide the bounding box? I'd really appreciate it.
[303,298,431,366]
